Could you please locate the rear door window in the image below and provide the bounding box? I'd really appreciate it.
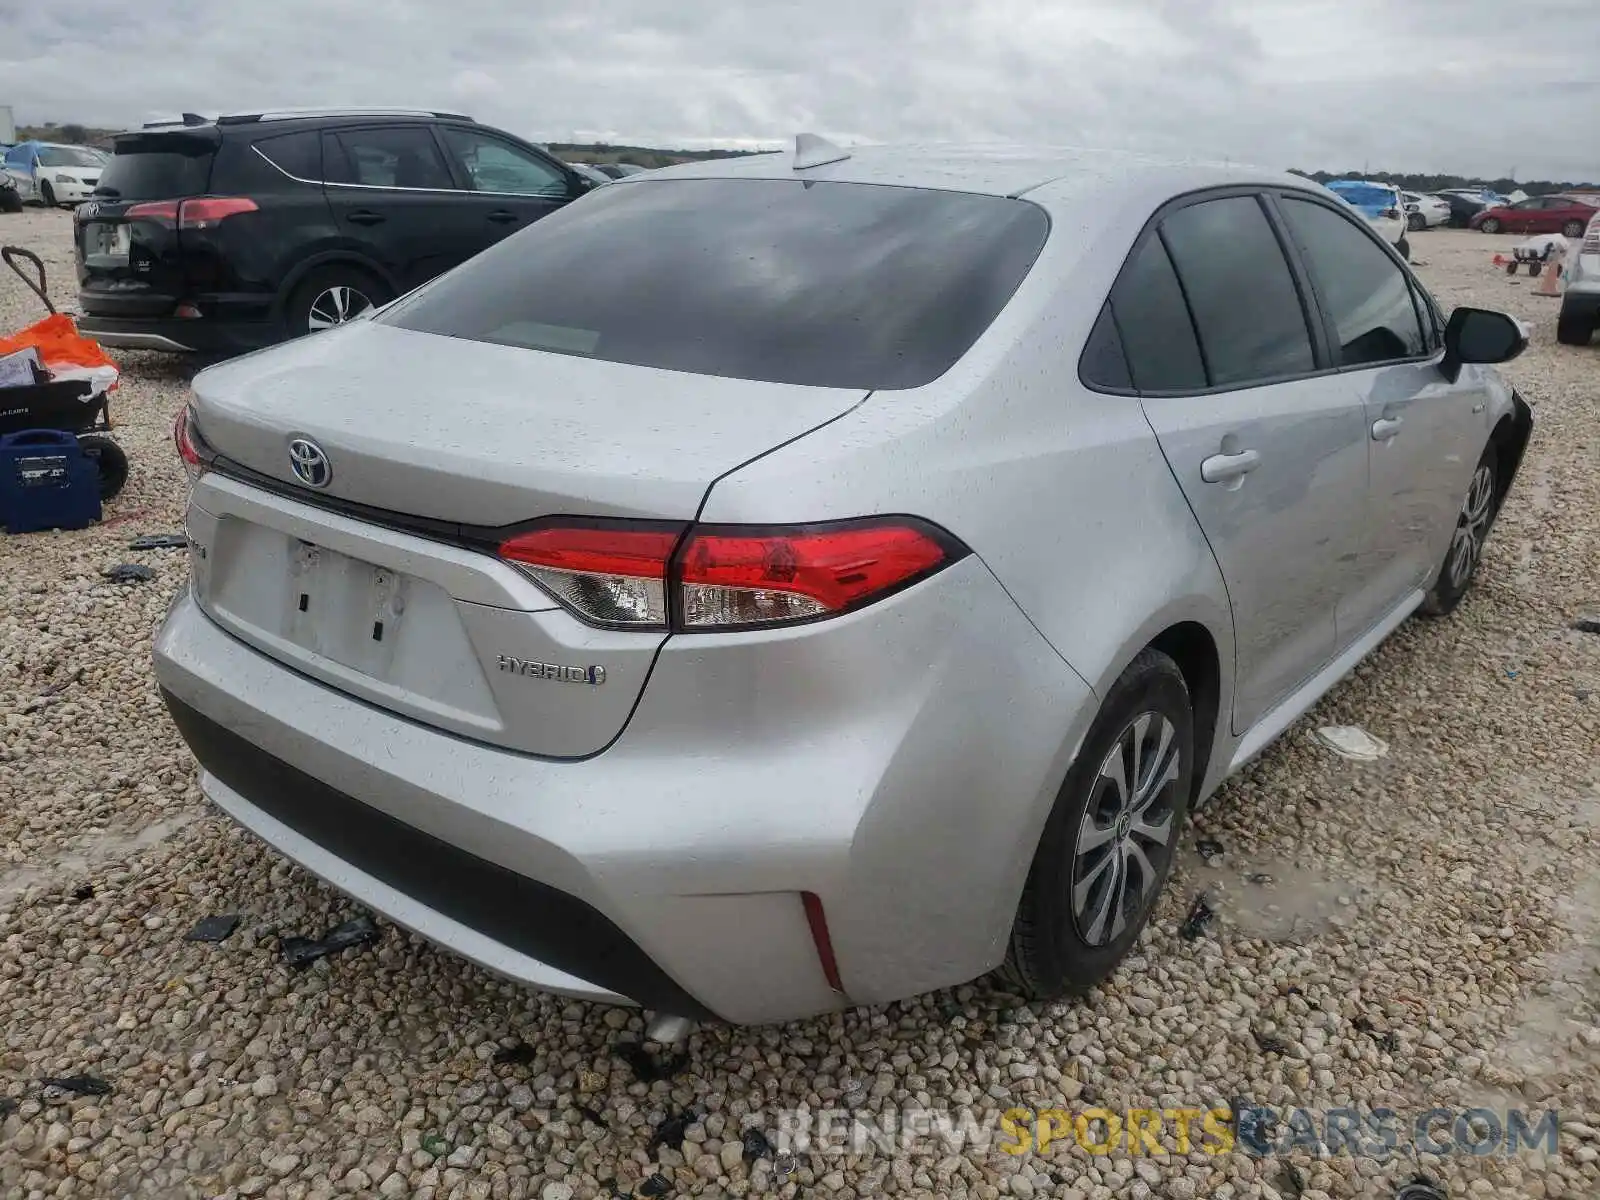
[253,131,322,181]
[1278,196,1426,366]
[97,135,216,199]
[1160,196,1316,387]
[1107,235,1206,392]
[325,127,454,190]
[383,177,1050,390]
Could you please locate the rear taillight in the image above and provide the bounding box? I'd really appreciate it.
[498,517,966,632]
[125,197,258,229]
[1584,227,1600,254]
[173,405,212,483]
[1383,207,1401,220]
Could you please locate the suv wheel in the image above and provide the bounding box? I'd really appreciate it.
[1557,305,1595,346]
[1396,236,1411,262]
[1420,448,1499,617]
[1563,220,1586,239]
[286,267,391,338]
[1001,649,1194,999]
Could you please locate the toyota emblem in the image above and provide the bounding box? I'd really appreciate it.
[287,437,332,489]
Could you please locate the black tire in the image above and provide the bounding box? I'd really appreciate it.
[78,436,129,502]
[39,180,56,207]
[1506,260,1519,275]
[283,266,391,340]
[1396,236,1411,262]
[0,188,21,214]
[1420,445,1499,617]
[1529,263,1543,277]
[1557,308,1595,346]
[1001,649,1195,999]
[1407,213,1425,232]
[1563,220,1585,239]
[1480,217,1501,234]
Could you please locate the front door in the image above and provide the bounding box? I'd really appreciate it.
[1115,194,1371,733]
[435,125,578,253]
[1272,192,1490,636]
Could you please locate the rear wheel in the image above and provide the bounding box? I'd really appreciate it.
[1407,213,1425,232]
[285,266,391,339]
[78,435,129,501]
[1001,649,1194,999]
[1420,448,1498,617]
[1396,236,1411,262]
[0,188,21,214]
[1557,306,1595,346]
[1480,217,1501,234]
[1563,220,1586,238]
[39,180,56,207]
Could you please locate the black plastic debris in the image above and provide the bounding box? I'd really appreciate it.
[639,1172,673,1197]
[576,1103,608,1129]
[128,533,188,551]
[617,1041,689,1084]
[1251,1028,1292,1055]
[41,1074,112,1098]
[596,1180,630,1199]
[650,1106,701,1152]
[742,1127,774,1162]
[1278,1163,1307,1198]
[1395,1177,1447,1200]
[1179,893,1215,940]
[492,1040,536,1066]
[1571,616,1600,636]
[1195,838,1225,862]
[185,914,240,943]
[101,563,155,584]
[280,915,379,969]
[0,1096,18,1117]
[1377,1031,1401,1053]
[70,884,94,902]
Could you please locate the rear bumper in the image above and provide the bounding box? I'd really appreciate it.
[154,549,1096,1024]
[76,312,276,356]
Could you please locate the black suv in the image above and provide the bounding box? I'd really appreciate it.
[74,108,597,356]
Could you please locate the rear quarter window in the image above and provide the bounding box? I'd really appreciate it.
[382,177,1051,390]
[252,131,322,182]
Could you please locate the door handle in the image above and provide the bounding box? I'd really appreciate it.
[486,209,519,224]
[1371,416,1404,441]
[345,210,386,226]
[1200,449,1261,484]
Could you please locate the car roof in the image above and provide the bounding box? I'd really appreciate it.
[635,140,1326,206]
[127,108,477,136]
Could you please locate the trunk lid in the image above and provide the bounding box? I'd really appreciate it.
[185,321,867,757]
[75,128,219,316]
[190,321,868,526]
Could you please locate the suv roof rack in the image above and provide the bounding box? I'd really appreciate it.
[215,107,475,125]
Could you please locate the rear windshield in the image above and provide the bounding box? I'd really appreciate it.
[383,177,1051,390]
[97,135,216,200]
[38,146,105,169]
[1329,184,1394,209]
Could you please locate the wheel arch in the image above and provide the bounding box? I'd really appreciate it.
[1489,390,1534,509]
[273,251,400,320]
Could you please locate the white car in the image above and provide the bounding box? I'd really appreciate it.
[1,142,107,207]
[1324,180,1410,260]
[1402,192,1451,230]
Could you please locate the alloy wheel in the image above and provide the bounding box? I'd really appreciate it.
[307,285,374,332]
[1446,463,1495,590]
[1070,711,1182,947]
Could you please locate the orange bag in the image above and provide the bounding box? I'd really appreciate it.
[0,313,118,373]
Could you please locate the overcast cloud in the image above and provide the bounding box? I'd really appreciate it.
[3,0,1596,180]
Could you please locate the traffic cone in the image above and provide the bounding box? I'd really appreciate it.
[1536,259,1563,297]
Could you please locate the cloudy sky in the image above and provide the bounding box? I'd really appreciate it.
[5,0,1597,181]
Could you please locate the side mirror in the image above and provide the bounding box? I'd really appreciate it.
[1440,307,1527,382]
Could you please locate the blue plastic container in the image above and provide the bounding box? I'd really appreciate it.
[0,429,101,533]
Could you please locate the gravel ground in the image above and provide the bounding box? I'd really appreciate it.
[1,207,1598,1200]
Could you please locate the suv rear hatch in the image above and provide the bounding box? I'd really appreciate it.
[76,128,219,316]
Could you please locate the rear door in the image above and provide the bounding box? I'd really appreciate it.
[1126,193,1370,734]
[1274,192,1490,635]
[434,124,579,250]
[320,124,472,290]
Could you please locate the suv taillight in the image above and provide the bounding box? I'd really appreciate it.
[125,197,259,229]
[499,518,968,632]
[1584,223,1600,254]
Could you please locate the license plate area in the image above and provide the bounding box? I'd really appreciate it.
[287,540,406,676]
[83,222,130,266]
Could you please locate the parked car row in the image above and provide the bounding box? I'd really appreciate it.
[1469,193,1598,237]
[2,140,109,206]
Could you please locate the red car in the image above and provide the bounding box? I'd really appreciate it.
[1471,194,1598,236]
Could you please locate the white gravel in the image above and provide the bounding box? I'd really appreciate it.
[2,207,1598,1200]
